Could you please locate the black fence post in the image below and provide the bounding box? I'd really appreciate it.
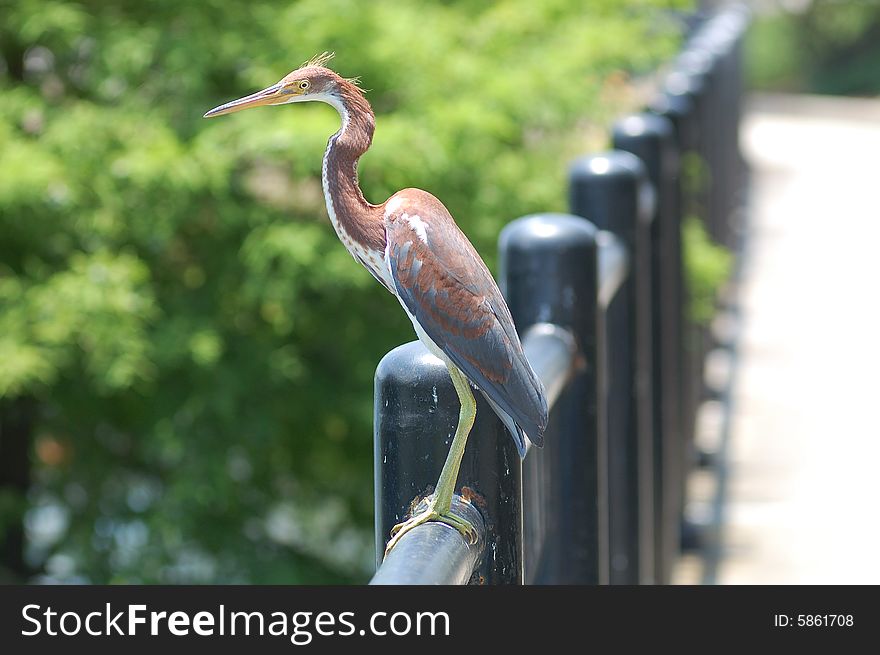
[688,5,751,249]
[612,113,683,585]
[568,151,656,584]
[651,73,704,535]
[663,70,707,231]
[648,83,696,468]
[499,213,606,584]
[374,344,520,584]
[676,47,720,243]
[728,6,750,220]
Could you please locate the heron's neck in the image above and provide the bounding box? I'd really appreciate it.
[321,86,385,253]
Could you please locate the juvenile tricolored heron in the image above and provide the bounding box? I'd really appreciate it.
[205,54,547,556]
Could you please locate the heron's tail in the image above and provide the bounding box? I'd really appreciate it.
[482,392,543,459]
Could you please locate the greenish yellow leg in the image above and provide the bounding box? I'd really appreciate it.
[384,364,478,557]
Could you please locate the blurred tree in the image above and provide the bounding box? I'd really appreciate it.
[747,0,880,96]
[0,0,688,583]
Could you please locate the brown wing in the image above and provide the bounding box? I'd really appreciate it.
[384,189,547,452]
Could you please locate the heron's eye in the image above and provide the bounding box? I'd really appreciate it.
[299,80,310,91]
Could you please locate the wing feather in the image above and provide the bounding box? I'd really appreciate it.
[384,189,547,450]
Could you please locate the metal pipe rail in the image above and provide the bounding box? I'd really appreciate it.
[370,496,485,585]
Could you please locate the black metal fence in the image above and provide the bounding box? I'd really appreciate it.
[371,4,750,585]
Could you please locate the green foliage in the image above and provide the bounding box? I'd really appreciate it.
[0,250,156,396]
[747,1,880,96]
[0,0,688,583]
[678,150,732,324]
[682,217,732,324]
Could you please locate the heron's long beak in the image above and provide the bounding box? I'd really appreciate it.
[203,82,284,118]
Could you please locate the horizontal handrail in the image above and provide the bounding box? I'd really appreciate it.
[369,496,485,585]
[597,230,629,308]
[522,323,578,411]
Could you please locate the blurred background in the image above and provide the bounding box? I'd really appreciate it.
[0,0,877,584]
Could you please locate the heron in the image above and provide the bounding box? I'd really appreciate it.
[205,53,548,556]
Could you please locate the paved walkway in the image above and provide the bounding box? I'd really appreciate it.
[718,93,880,584]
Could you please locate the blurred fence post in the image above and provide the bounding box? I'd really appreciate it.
[650,70,704,530]
[612,113,683,585]
[568,151,656,584]
[676,47,720,242]
[688,4,751,248]
[500,213,606,584]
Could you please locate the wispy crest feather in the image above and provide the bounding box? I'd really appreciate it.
[302,51,365,94]
[303,51,335,69]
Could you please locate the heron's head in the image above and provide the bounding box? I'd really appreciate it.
[204,52,349,118]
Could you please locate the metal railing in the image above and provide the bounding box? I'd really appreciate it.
[370,4,750,585]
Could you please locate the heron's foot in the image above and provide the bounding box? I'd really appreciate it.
[384,503,478,558]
